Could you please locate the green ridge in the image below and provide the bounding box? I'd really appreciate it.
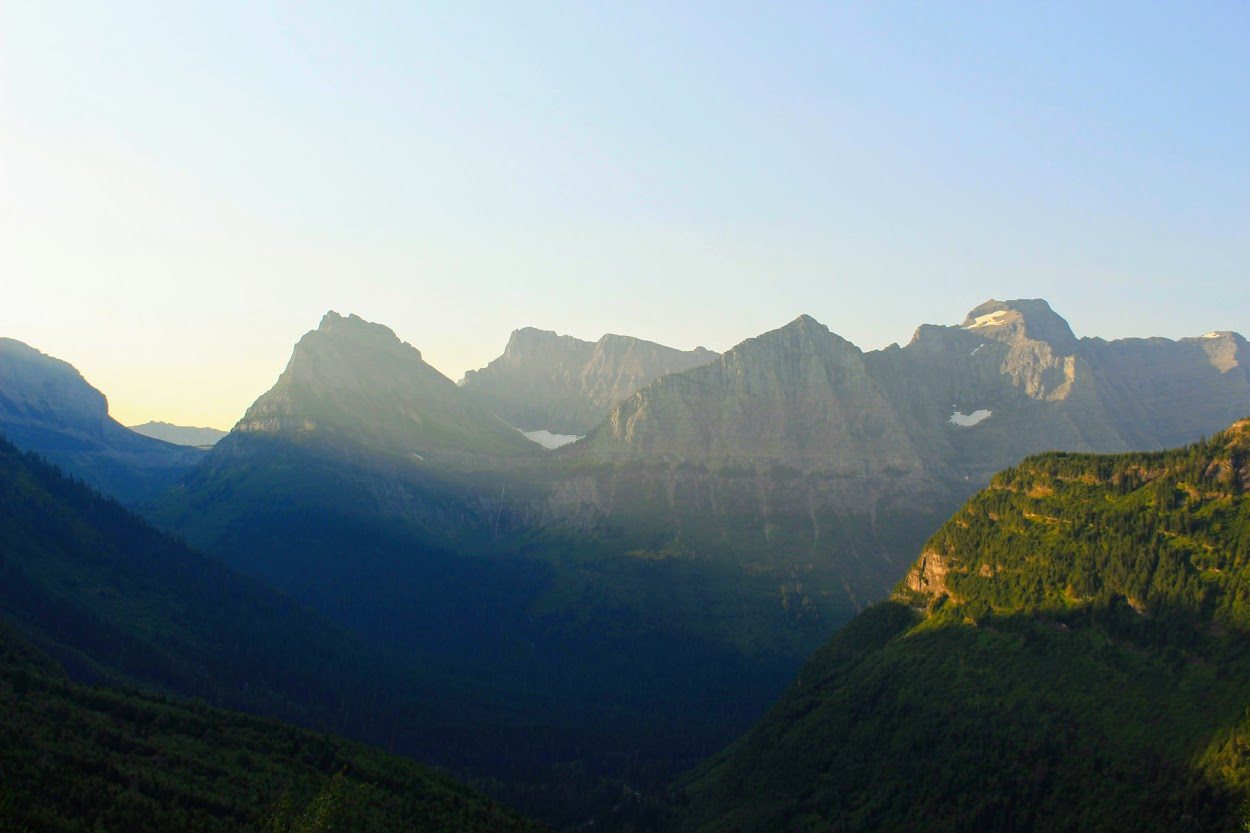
[680,419,1250,832]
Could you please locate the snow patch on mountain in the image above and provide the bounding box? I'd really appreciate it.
[963,311,1010,329]
[520,429,582,450]
[949,409,993,427]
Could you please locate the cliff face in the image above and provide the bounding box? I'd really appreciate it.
[460,327,717,435]
[0,337,202,502]
[226,311,536,464]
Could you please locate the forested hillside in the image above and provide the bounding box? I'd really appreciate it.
[0,623,543,833]
[680,419,1250,832]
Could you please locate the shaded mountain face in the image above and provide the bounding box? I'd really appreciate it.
[227,311,536,463]
[461,326,718,436]
[0,625,543,833]
[0,433,445,759]
[0,337,202,502]
[129,420,227,447]
[678,420,1250,833]
[0,432,650,818]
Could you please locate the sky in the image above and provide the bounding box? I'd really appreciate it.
[2,2,1247,429]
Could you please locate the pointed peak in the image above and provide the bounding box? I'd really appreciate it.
[775,314,839,340]
[735,314,857,357]
[309,311,412,356]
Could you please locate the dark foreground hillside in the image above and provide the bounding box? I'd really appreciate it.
[679,419,1250,832]
[0,623,544,833]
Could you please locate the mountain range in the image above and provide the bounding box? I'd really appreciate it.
[5,299,1248,829]
[141,299,1250,820]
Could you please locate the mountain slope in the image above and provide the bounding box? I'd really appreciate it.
[0,623,543,833]
[0,338,202,502]
[679,419,1250,833]
[461,327,718,436]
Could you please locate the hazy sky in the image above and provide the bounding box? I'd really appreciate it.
[2,3,1247,429]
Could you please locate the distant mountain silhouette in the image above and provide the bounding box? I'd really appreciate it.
[130,420,227,447]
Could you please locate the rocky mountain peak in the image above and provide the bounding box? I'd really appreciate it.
[960,298,1078,352]
[580,314,925,476]
[461,327,719,435]
[736,314,859,360]
[503,327,590,357]
[313,310,418,359]
[231,313,533,460]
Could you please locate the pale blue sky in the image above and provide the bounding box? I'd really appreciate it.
[2,2,1247,428]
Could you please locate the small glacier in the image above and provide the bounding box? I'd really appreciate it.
[963,310,1010,329]
[520,428,582,450]
[949,409,992,427]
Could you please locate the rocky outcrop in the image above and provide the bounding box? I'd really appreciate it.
[461,327,717,435]
[902,549,953,602]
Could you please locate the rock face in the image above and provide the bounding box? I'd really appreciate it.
[225,311,536,464]
[460,327,717,435]
[129,421,227,447]
[0,337,202,502]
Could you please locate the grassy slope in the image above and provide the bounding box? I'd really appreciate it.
[680,419,1250,833]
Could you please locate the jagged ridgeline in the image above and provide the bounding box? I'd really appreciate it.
[678,419,1250,833]
[0,623,542,833]
[460,326,718,436]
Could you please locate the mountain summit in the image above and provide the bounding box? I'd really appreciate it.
[461,326,717,435]
[229,311,534,461]
[579,314,925,477]
[959,297,1079,352]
